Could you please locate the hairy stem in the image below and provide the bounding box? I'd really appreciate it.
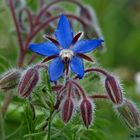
[2,92,13,115]
[85,68,109,76]
[35,0,83,24]
[71,80,87,99]
[89,94,109,100]
[74,68,109,80]
[19,7,34,32]
[17,50,26,68]
[9,0,24,50]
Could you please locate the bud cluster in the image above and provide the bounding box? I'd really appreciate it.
[1,64,140,131]
[54,80,94,128]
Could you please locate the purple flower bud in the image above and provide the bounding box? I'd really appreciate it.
[80,98,93,128]
[0,69,21,91]
[80,6,93,22]
[18,67,39,97]
[115,100,140,131]
[62,97,74,123]
[80,5,105,50]
[105,76,123,105]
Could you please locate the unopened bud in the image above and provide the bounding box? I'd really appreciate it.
[18,67,39,97]
[62,97,74,123]
[80,6,93,22]
[80,5,105,50]
[105,75,123,105]
[80,98,93,128]
[115,100,140,131]
[0,69,21,91]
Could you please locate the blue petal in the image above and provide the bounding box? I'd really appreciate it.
[72,39,103,53]
[55,15,73,49]
[29,42,60,56]
[70,56,84,79]
[48,57,64,81]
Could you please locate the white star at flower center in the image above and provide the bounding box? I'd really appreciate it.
[59,49,74,61]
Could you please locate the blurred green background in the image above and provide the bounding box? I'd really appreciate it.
[0,0,140,140]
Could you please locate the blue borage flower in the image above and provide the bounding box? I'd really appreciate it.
[29,15,103,81]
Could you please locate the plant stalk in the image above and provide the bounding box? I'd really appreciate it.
[47,111,53,140]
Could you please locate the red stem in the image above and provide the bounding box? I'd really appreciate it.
[9,0,24,51]
[28,54,38,65]
[67,82,72,98]
[89,95,110,100]
[2,93,13,115]
[19,8,34,32]
[17,50,26,68]
[85,68,109,76]
[39,0,45,10]
[71,80,87,99]
[74,68,109,80]
[35,0,83,24]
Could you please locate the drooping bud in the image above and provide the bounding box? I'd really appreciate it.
[80,6,93,22]
[79,5,105,50]
[105,75,123,105]
[0,69,21,91]
[18,67,39,97]
[115,100,140,131]
[80,98,93,128]
[62,97,74,123]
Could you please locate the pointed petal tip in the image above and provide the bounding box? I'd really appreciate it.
[100,39,104,42]
[59,14,69,25]
[55,14,73,48]
[96,39,104,43]
[78,73,84,79]
[60,14,68,19]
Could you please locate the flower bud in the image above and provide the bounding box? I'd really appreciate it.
[18,67,39,97]
[80,6,93,22]
[80,5,105,50]
[62,97,74,123]
[105,76,123,105]
[0,69,21,91]
[80,98,93,128]
[115,100,140,131]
